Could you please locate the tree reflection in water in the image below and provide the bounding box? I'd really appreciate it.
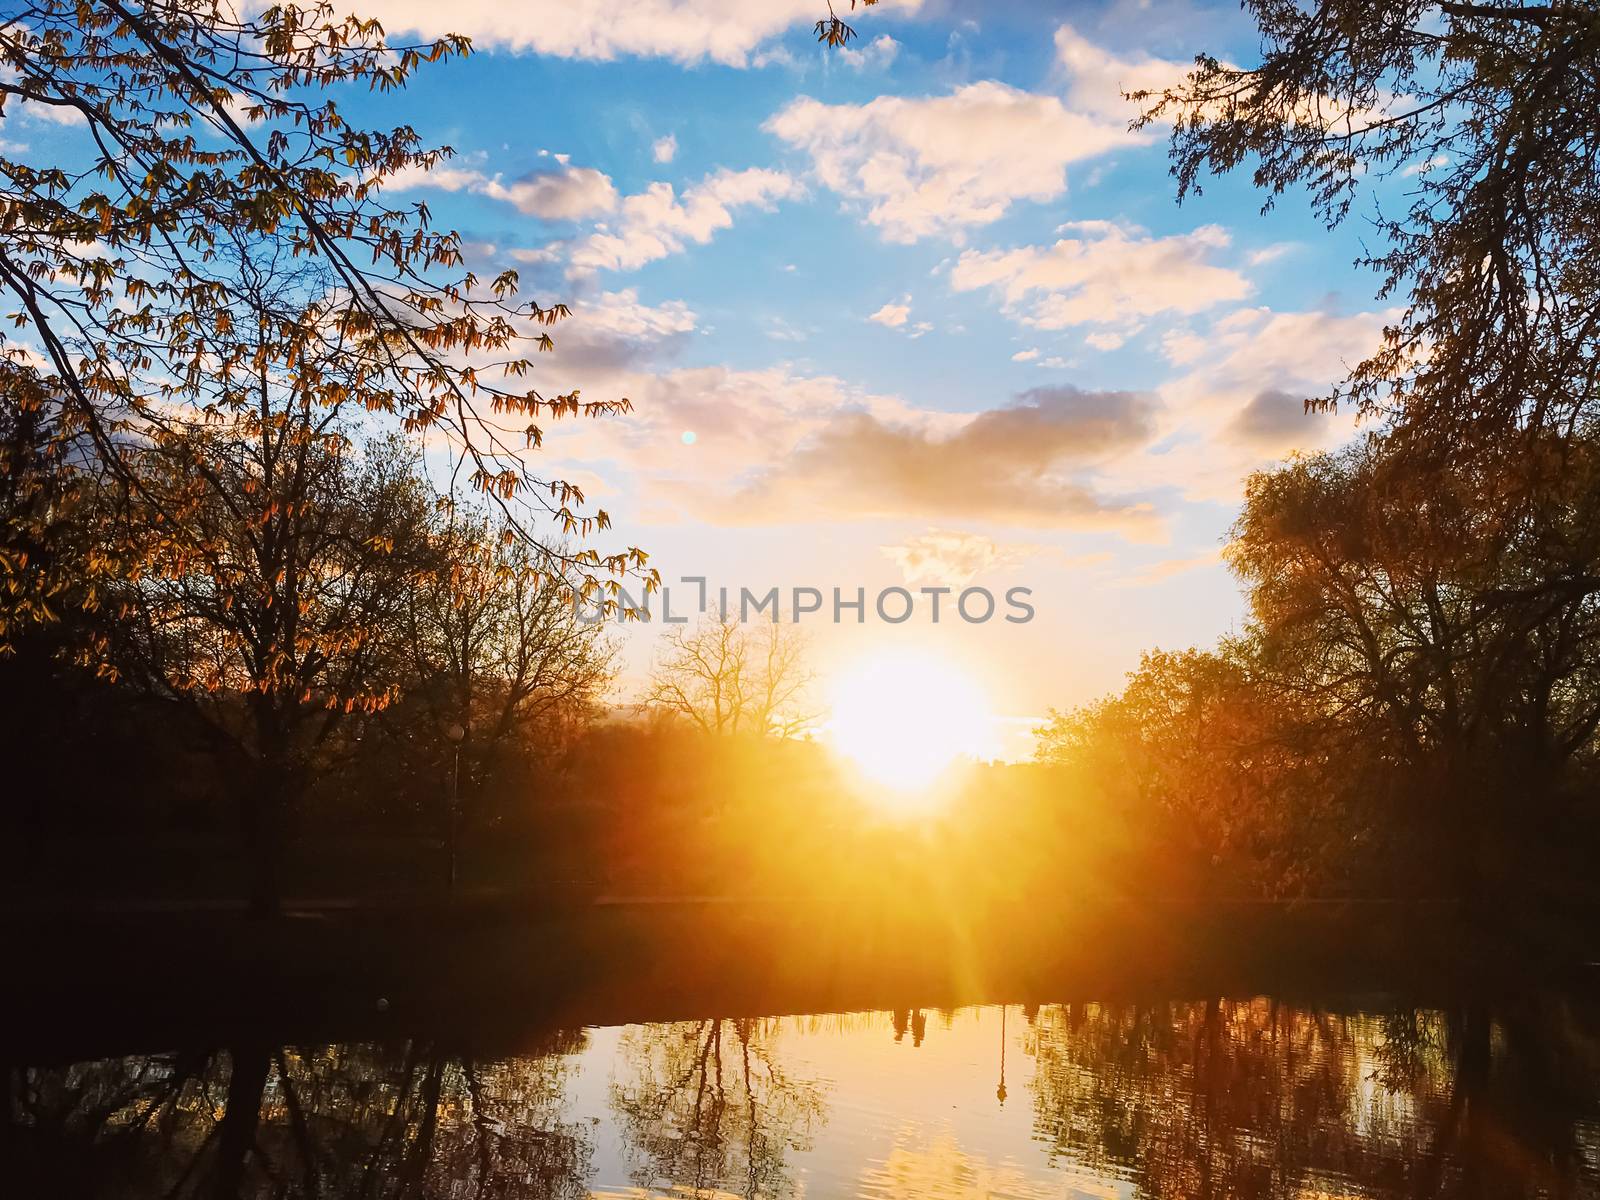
[5,998,1600,1200]
[609,1017,826,1199]
[4,1034,593,1199]
[1023,997,1600,1200]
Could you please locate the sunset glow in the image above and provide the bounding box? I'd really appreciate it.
[828,652,993,796]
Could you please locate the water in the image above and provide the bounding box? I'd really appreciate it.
[7,995,1600,1198]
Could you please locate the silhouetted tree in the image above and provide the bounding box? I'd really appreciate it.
[1229,437,1600,892]
[402,513,615,832]
[643,617,813,738]
[0,1,648,663]
[1141,0,1600,460]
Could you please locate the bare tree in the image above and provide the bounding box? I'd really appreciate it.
[643,618,812,738]
[406,515,615,820]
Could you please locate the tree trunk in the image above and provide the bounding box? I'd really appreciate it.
[240,765,286,919]
[213,1045,270,1200]
[240,697,306,918]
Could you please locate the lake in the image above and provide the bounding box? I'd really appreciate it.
[8,992,1599,1198]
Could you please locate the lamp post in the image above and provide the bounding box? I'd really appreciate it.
[445,723,465,890]
[996,1004,1007,1106]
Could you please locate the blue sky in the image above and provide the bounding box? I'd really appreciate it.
[24,0,1417,753]
[346,0,1407,750]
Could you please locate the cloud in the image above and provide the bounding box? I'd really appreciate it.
[553,288,698,368]
[356,0,922,67]
[720,385,1162,529]
[1225,387,1324,449]
[1011,349,1040,362]
[651,134,677,164]
[1055,22,1387,140]
[949,221,1250,330]
[1094,305,1393,503]
[838,34,901,70]
[1054,25,1194,125]
[870,300,908,334]
[484,166,619,219]
[868,296,932,337]
[766,81,1135,243]
[567,167,802,275]
[383,160,617,220]
[1403,154,1450,177]
[1188,307,1392,443]
[881,530,1044,587]
[539,368,1161,534]
[869,300,911,328]
[1246,242,1296,266]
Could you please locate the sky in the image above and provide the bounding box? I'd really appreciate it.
[27,0,1413,757]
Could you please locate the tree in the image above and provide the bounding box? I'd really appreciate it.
[643,617,813,738]
[403,513,615,829]
[0,3,656,908]
[1228,437,1600,891]
[106,410,435,912]
[0,0,648,662]
[1034,645,1340,896]
[1140,1,1600,459]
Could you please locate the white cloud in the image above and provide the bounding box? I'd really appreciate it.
[1054,25,1194,126]
[546,288,698,369]
[949,221,1250,329]
[766,81,1137,243]
[1246,242,1296,266]
[652,134,678,164]
[484,166,619,219]
[1011,349,1040,362]
[1084,330,1127,351]
[869,300,911,328]
[358,0,922,67]
[567,167,802,275]
[869,297,933,337]
[838,34,901,71]
[1055,23,1387,140]
[1160,328,1207,365]
[383,160,617,220]
[576,288,696,341]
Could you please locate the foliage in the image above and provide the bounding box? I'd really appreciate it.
[814,0,878,48]
[0,0,649,665]
[1034,646,1348,896]
[1140,0,1600,458]
[1041,434,1600,896]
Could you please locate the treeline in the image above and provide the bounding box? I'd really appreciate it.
[1028,0,1600,906]
[0,401,618,906]
[0,5,653,914]
[1036,438,1600,901]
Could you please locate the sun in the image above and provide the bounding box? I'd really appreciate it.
[828,650,994,796]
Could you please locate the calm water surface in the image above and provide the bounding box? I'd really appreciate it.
[8,996,1600,1197]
